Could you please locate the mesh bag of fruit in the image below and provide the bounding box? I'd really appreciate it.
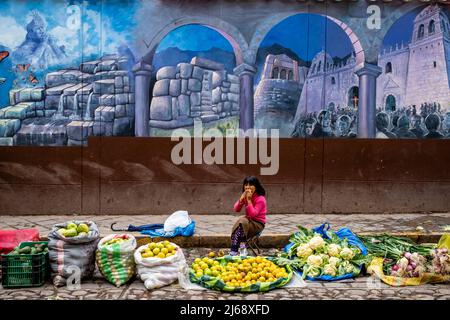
[96,234,137,287]
[48,221,100,286]
[188,256,293,292]
[134,241,186,290]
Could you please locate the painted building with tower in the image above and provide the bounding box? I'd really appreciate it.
[253,54,307,136]
[294,50,359,121]
[377,4,450,111]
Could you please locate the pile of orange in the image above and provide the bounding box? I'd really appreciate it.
[141,241,176,259]
[191,256,288,287]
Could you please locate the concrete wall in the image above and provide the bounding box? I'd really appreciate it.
[1,137,450,215]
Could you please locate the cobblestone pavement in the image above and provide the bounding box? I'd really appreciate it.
[1,213,449,238]
[1,248,449,300]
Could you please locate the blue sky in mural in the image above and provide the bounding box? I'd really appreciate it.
[382,5,450,50]
[0,0,137,107]
[0,0,136,66]
[382,7,421,50]
[258,14,354,63]
[156,25,234,53]
[153,25,236,73]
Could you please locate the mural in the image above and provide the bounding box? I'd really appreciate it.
[375,5,450,139]
[0,0,137,146]
[149,25,239,137]
[0,1,448,146]
[253,14,357,138]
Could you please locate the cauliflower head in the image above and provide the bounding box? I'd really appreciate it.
[296,244,313,258]
[323,264,337,277]
[339,247,355,260]
[308,235,325,250]
[328,256,341,267]
[306,254,323,267]
[327,244,342,257]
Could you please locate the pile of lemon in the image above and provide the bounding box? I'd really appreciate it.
[191,256,289,287]
[141,240,176,259]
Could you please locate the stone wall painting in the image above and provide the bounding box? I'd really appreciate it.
[375,4,450,139]
[254,13,358,138]
[148,25,239,137]
[0,1,449,146]
[0,0,137,146]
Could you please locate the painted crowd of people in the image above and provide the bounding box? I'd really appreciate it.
[291,102,450,139]
[376,103,450,139]
[291,106,358,138]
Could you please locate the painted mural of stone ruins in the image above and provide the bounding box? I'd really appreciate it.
[150,57,240,134]
[0,54,135,146]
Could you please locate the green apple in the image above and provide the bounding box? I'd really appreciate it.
[77,223,90,234]
[67,222,77,230]
[64,228,78,237]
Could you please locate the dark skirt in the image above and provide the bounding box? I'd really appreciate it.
[231,216,265,240]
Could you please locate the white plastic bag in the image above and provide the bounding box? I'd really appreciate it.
[134,242,186,290]
[283,271,308,288]
[164,210,191,233]
[178,262,207,291]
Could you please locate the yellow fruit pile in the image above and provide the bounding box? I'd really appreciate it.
[141,240,176,259]
[191,256,289,288]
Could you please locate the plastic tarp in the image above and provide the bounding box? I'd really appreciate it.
[284,223,368,281]
[0,228,40,255]
[127,221,196,238]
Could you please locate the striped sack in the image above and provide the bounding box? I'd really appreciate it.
[96,234,136,287]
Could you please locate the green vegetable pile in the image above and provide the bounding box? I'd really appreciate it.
[359,234,436,274]
[8,243,49,255]
[274,225,370,279]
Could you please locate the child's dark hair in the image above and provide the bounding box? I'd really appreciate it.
[242,176,266,196]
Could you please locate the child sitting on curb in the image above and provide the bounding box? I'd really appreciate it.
[230,176,267,255]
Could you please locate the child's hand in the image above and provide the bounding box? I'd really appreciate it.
[239,191,247,204]
[246,190,253,202]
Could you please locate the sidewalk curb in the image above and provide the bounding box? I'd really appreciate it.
[39,232,444,248]
[134,232,444,248]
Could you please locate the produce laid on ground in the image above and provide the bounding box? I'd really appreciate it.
[276,224,369,280]
[3,219,449,290]
[362,234,450,286]
[189,255,292,292]
[57,222,91,238]
[206,250,225,258]
[360,234,436,273]
[96,234,137,287]
[48,221,100,287]
[429,248,450,275]
[134,241,186,290]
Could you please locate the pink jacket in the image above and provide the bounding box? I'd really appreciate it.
[233,194,267,224]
